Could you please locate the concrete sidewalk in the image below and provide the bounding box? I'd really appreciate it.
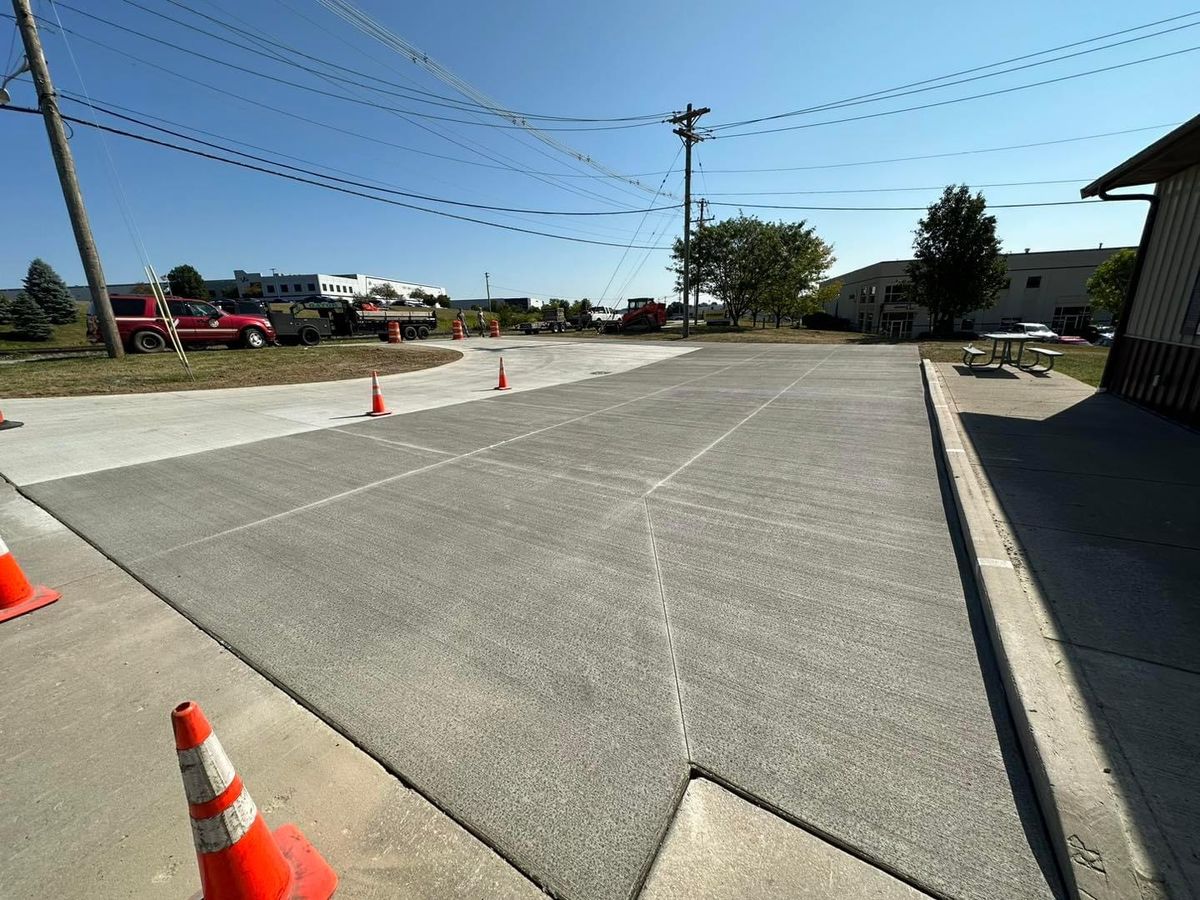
[934,363,1199,898]
[0,481,543,899]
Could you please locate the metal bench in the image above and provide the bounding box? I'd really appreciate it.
[1021,346,1064,373]
[962,345,987,367]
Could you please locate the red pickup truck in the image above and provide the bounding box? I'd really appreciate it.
[88,295,275,353]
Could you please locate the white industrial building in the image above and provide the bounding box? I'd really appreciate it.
[821,247,1132,338]
[233,270,444,302]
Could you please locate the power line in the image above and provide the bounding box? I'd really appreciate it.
[597,149,683,303]
[144,0,669,123]
[312,0,677,199]
[708,11,1200,130]
[704,179,1089,196]
[58,96,680,216]
[712,44,1200,138]
[53,2,661,133]
[0,104,674,249]
[707,199,1100,211]
[22,10,649,211]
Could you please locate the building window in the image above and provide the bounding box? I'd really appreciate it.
[961,318,975,332]
[293,283,302,292]
[1052,305,1092,336]
[883,283,908,304]
[1026,276,1042,289]
[280,284,289,293]
[307,283,315,292]
[266,285,276,294]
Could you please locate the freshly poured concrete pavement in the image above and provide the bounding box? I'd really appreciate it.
[5,344,1060,899]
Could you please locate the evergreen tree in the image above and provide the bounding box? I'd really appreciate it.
[9,292,53,341]
[23,258,78,324]
[0,293,12,325]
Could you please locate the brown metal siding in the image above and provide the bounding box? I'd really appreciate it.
[1127,163,1200,346]
[1110,335,1200,427]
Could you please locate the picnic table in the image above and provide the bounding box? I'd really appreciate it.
[962,333,1063,372]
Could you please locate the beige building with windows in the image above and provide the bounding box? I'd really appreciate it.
[822,247,1131,338]
[1083,113,1200,428]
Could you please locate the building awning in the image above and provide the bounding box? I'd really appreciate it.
[1082,114,1200,197]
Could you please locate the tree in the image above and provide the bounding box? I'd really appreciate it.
[759,222,836,327]
[675,215,835,328]
[9,291,53,340]
[434,293,451,308]
[166,264,209,300]
[792,280,843,327]
[666,301,685,316]
[409,288,435,305]
[905,185,1007,336]
[0,293,12,325]
[369,283,400,300]
[23,258,77,324]
[1087,248,1136,320]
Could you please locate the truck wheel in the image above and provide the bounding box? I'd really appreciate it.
[132,330,166,353]
[417,326,430,339]
[241,327,267,349]
[404,325,418,341]
[298,325,321,346]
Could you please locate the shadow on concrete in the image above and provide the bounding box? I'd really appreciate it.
[957,392,1200,896]
[951,364,1020,378]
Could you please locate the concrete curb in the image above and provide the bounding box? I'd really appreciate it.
[921,360,1161,900]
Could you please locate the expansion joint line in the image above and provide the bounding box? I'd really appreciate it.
[644,498,691,760]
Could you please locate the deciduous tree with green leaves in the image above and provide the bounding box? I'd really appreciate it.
[23,258,77,324]
[9,291,53,340]
[1086,248,1136,320]
[369,283,400,300]
[905,185,1007,336]
[166,264,209,300]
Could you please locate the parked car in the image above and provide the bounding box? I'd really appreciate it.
[1094,326,1117,346]
[1013,322,1060,342]
[214,298,269,319]
[90,294,276,353]
[585,306,621,330]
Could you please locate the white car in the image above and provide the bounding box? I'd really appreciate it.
[587,306,621,328]
[1015,322,1060,342]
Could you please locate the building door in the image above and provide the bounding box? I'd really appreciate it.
[1052,305,1091,335]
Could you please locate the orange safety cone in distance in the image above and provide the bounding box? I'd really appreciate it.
[367,370,391,416]
[494,356,511,391]
[488,319,500,338]
[387,321,402,344]
[0,408,23,431]
[451,319,464,340]
[171,701,337,900]
[0,534,60,623]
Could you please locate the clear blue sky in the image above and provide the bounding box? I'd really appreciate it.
[2,0,1196,301]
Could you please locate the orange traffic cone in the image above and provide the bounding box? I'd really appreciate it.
[488,319,500,338]
[0,408,22,431]
[171,701,337,900]
[494,357,511,391]
[0,533,60,623]
[366,370,391,416]
[451,319,464,340]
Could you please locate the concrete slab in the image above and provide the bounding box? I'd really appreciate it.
[0,484,542,900]
[0,339,694,485]
[9,345,1063,900]
[640,778,929,899]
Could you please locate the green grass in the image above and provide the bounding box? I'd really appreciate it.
[918,340,1109,386]
[3,343,461,398]
[0,313,89,351]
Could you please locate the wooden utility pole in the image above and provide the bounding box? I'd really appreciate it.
[484,271,492,315]
[669,104,709,339]
[693,197,709,328]
[12,0,123,358]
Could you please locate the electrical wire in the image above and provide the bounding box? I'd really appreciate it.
[596,151,683,303]
[28,10,650,211]
[707,199,1100,211]
[708,11,1200,130]
[703,179,1088,196]
[56,95,680,216]
[712,45,1200,138]
[53,2,660,133]
[0,104,674,249]
[136,0,671,123]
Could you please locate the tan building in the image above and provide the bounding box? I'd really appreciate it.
[822,247,1131,338]
[1083,114,1200,428]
